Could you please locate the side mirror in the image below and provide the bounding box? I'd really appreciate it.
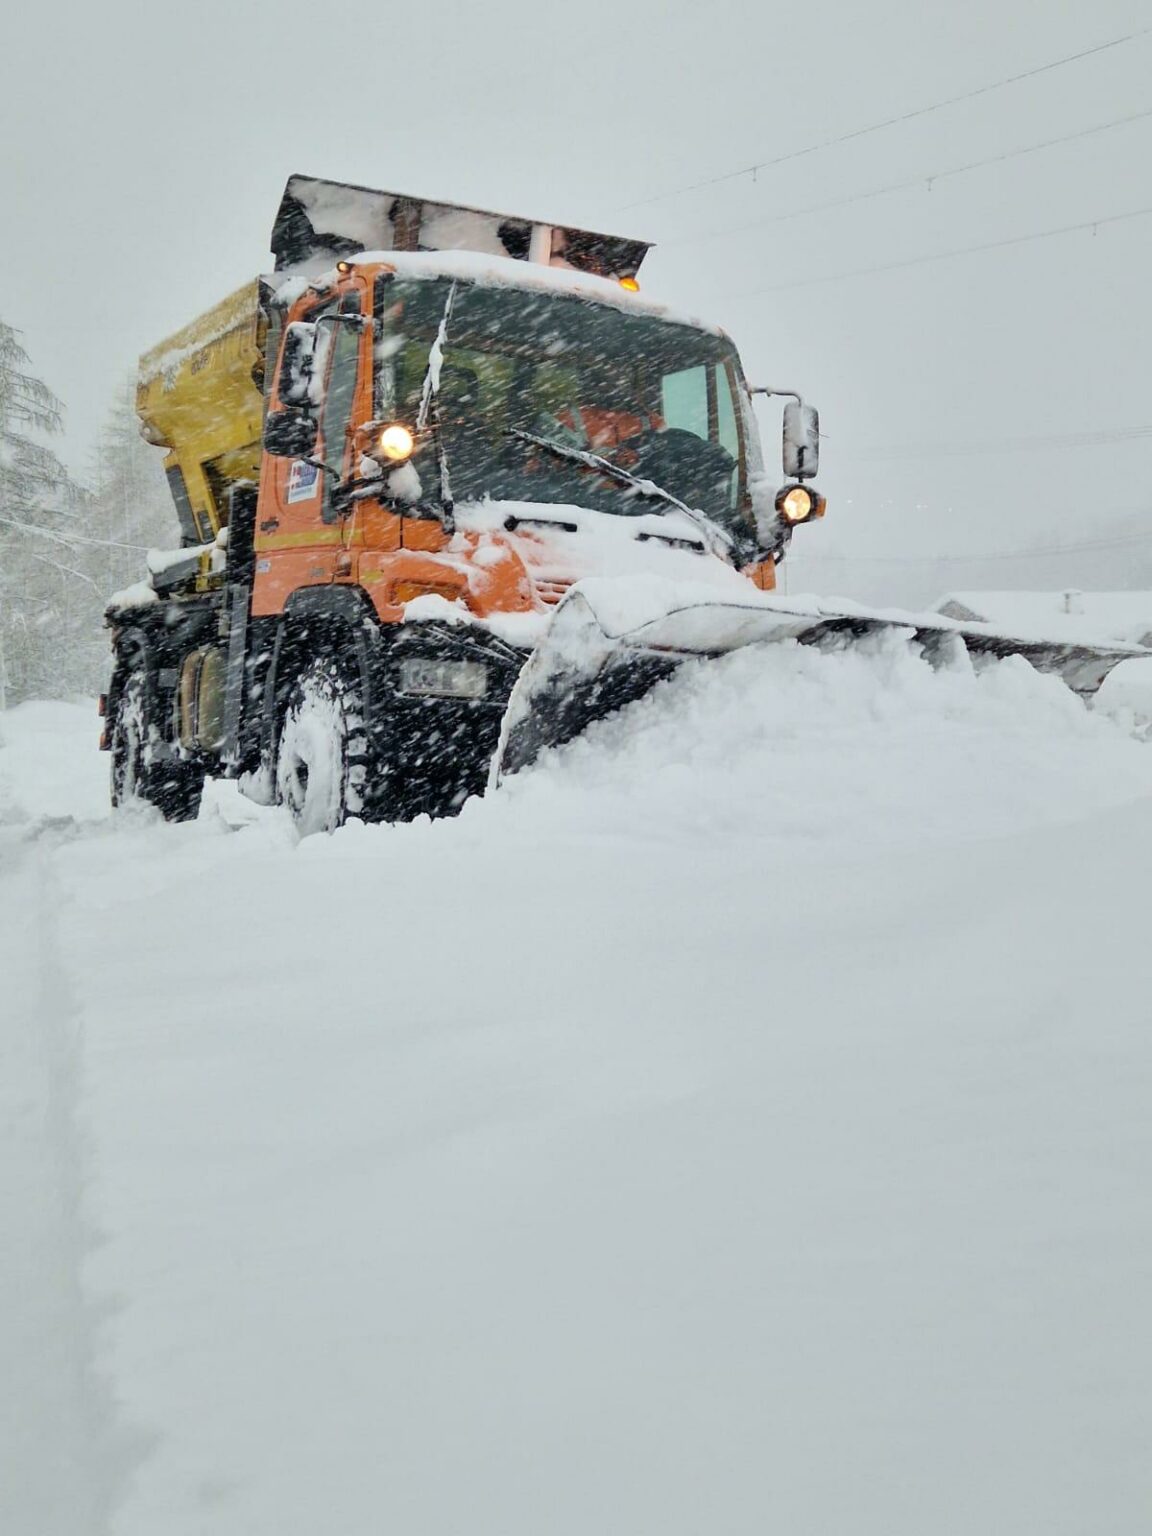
[277,321,318,408]
[782,400,819,480]
[263,410,318,459]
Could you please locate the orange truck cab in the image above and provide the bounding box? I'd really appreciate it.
[103,175,824,831]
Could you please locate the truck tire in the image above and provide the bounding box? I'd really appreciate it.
[275,653,374,836]
[110,669,205,822]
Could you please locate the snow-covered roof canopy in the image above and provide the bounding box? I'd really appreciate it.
[271,174,652,282]
[274,247,723,338]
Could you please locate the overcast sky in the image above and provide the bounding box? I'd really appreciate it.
[5,0,1150,599]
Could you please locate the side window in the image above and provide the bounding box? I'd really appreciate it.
[319,301,363,485]
[714,363,739,458]
[663,363,740,455]
[661,365,709,439]
[662,360,742,515]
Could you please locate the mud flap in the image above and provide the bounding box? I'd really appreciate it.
[492,580,1148,781]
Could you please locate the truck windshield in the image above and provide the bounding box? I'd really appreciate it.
[374,276,748,532]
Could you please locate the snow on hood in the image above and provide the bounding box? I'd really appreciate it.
[395,499,749,650]
[454,499,750,643]
[456,499,742,585]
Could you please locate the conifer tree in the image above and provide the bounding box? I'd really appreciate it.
[86,378,172,600]
[0,321,85,708]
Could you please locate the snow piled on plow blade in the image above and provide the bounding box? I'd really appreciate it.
[495,576,1149,780]
[493,625,1152,847]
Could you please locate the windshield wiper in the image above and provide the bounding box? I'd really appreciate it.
[503,428,731,552]
[505,427,682,510]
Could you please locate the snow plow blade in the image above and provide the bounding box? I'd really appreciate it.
[493,579,1148,781]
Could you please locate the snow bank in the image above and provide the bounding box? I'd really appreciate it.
[5,641,1152,1535]
[938,589,1152,645]
[1096,656,1152,737]
[486,631,1151,847]
[0,700,107,830]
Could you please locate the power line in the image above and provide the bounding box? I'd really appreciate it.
[662,104,1152,250]
[737,201,1152,295]
[0,513,150,553]
[28,551,101,591]
[619,26,1152,213]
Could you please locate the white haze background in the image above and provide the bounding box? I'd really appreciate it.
[5,6,1152,1534]
[4,0,1152,604]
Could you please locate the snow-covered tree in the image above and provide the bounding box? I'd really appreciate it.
[0,328,180,708]
[85,379,173,600]
[0,321,89,708]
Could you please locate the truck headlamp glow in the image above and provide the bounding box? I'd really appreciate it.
[378,423,415,463]
[398,658,488,700]
[776,483,823,524]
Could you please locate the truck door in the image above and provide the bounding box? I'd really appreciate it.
[318,292,366,522]
[252,284,369,617]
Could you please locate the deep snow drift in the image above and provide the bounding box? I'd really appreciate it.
[3,636,1152,1535]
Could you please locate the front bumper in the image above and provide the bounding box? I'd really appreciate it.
[368,620,527,819]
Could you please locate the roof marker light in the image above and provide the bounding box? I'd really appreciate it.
[618,276,640,292]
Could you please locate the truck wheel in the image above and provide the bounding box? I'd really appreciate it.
[275,654,373,836]
[110,670,204,822]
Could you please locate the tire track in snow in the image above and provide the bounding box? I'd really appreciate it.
[0,835,127,1534]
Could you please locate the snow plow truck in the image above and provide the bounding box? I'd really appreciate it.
[101,174,1141,833]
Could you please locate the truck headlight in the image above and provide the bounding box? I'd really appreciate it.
[378,423,415,463]
[398,658,488,699]
[775,482,825,523]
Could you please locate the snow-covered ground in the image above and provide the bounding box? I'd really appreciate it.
[4,638,1152,1534]
[938,589,1152,645]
